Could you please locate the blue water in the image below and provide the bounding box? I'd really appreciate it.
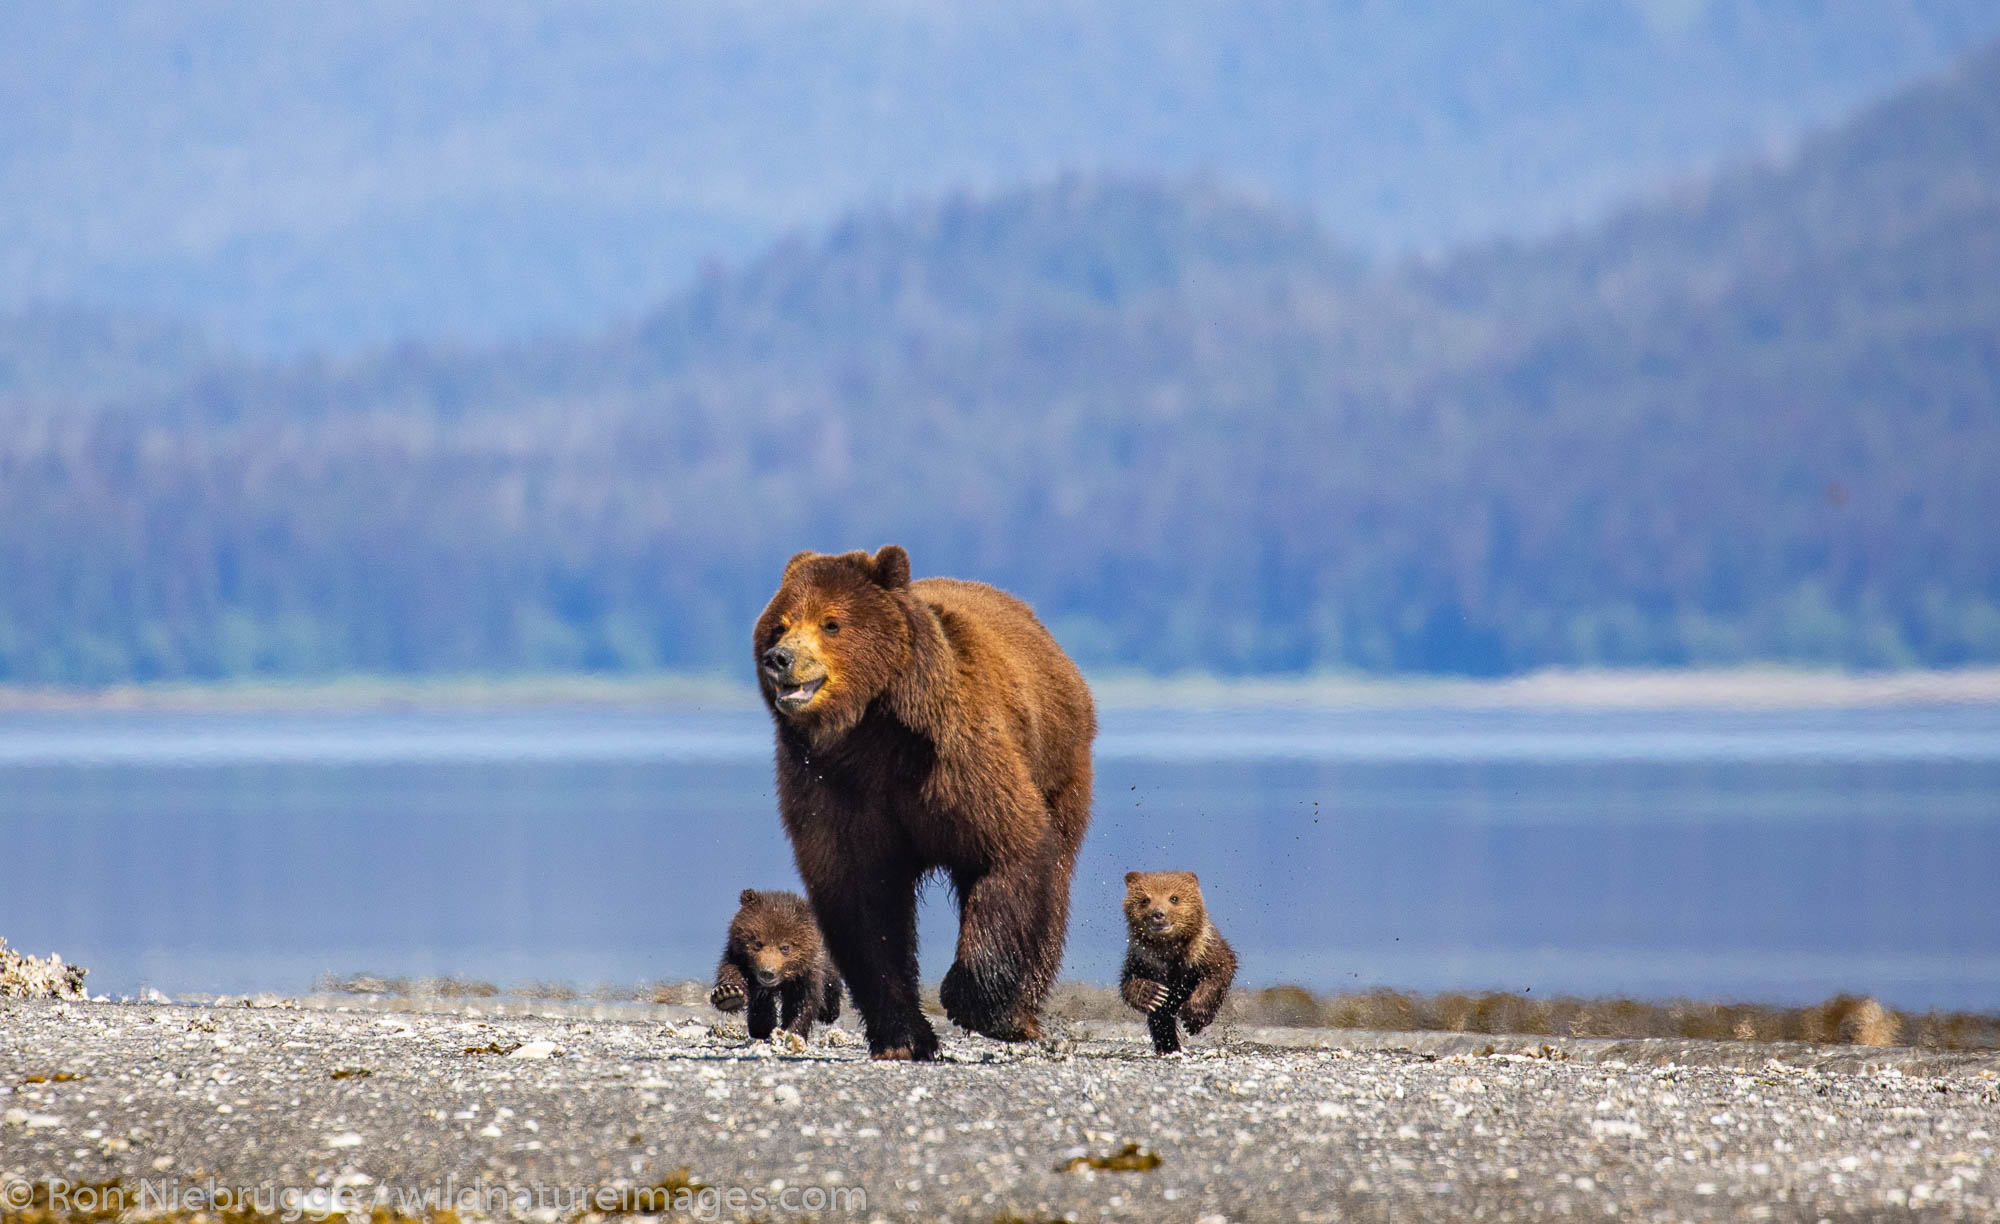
[2,704,1996,1010]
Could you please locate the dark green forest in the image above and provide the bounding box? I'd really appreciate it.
[1,43,1996,684]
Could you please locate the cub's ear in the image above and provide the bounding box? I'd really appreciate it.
[1183,872,1199,887]
[870,545,911,589]
[739,888,759,906]
[781,551,816,583]
[1124,871,1141,886]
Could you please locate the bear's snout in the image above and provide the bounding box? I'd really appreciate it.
[763,635,829,713]
[754,967,781,986]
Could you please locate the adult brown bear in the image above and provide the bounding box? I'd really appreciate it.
[754,545,1095,1060]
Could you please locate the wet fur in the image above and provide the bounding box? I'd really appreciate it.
[1121,871,1237,1054]
[755,546,1095,1060]
[710,889,844,1042]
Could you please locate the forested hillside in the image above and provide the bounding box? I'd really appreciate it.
[0,44,1995,683]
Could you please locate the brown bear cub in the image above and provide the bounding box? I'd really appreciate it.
[709,889,844,1042]
[1121,871,1237,1054]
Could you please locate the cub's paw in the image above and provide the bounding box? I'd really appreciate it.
[1180,1005,1219,1035]
[1123,978,1171,1014]
[709,983,746,1012]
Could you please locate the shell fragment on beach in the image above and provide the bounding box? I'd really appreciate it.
[0,938,88,1000]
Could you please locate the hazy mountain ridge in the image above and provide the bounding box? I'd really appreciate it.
[0,307,215,407]
[0,43,1995,683]
[8,0,2000,352]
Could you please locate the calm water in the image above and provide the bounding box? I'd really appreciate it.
[2,704,1997,1010]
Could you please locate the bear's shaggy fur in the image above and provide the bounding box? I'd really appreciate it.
[754,545,1095,1060]
[709,888,844,1042]
[1121,870,1237,1054]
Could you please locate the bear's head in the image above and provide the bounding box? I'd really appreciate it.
[1123,870,1207,942]
[753,545,913,734]
[727,888,822,988]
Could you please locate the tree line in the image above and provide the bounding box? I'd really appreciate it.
[0,45,1995,684]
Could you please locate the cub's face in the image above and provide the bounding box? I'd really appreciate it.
[737,926,803,987]
[730,891,816,988]
[1124,870,1204,939]
[754,545,912,730]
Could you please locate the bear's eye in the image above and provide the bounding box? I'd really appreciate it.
[1168,895,1180,904]
[822,619,840,634]
[779,944,791,955]
[750,938,763,950]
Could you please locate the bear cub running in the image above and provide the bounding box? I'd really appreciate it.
[709,889,845,1042]
[1121,871,1237,1054]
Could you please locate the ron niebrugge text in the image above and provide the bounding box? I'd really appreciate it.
[1,1175,867,1220]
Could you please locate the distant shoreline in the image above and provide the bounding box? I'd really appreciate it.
[1,665,1998,713]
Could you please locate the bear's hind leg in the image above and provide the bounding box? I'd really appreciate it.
[1180,946,1236,1035]
[1022,769,1090,1021]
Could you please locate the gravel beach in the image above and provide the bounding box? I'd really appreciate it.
[3,997,1997,1223]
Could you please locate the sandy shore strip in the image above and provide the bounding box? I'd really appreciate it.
[3,997,1995,1223]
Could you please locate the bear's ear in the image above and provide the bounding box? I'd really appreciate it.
[781,551,816,583]
[1124,871,1141,886]
[1182,872,1199,887]
[870,545,911,589]
[740,888,759,906]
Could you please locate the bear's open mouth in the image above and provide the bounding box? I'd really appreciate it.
[775,676,825,710]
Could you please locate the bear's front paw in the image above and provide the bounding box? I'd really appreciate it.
[709,983,746,1012]
[941,962,1030,1040]
[1123,977,1171,1013]
[869,1023,942,1061]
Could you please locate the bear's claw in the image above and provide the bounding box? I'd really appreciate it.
[709,984,746,1012]
[1123,977,1171,1014]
